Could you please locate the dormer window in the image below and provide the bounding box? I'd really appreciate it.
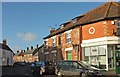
[60,24,64,29]
[72,18,77,23]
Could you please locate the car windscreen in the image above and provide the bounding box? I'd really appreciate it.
[78,61,91,68]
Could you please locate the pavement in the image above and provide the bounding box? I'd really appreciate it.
[101,70,120,77]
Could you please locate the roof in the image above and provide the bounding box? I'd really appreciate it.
[33,44,44,55]
[0,43,14,54]
[43,2,120,39]
[24,49,35,54]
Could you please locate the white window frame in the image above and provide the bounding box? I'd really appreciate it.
[65,30,72,44]
[45,39,48,49]
[52,36,56,47]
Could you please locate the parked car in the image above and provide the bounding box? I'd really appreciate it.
[31,61,55,75]
[13,62,20,66]
[13,62,26,66]
[31,61,43,74]
[55,60,103,77]
[44,61,55,74]
[19,62,26,66]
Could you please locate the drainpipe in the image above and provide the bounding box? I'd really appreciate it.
[79,26,82,61]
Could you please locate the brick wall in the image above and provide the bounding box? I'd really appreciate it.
[82,20,116,40]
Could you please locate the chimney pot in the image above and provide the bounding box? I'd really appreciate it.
[31,46,33,49]
[17,50,19,53]
[36,44,38,48]
[3,39,7,45]
[27,47,29,50]
[24,50,25,53]
[50,28,55,34]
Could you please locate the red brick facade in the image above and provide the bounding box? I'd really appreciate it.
[82,20,116,40]
[43,2,120,65]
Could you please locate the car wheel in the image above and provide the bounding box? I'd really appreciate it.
[40,70,43,75]
[80,73,88,77]
[57,71,62,77]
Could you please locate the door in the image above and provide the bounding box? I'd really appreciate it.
[67,51,72,60]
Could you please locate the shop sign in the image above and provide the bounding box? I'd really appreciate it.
[91,47,98,56]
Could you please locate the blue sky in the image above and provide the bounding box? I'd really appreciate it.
[2,2,104,53]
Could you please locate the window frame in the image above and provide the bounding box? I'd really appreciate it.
[66,32,71,44]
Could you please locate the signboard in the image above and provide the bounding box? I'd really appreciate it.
[91,47,98,56]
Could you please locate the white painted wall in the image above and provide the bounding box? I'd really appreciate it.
[0,48,14,66]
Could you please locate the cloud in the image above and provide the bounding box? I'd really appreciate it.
[17,32,38,41]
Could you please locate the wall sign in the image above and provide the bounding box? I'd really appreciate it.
[89,27,95,34]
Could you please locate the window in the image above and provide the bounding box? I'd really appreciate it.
[116,21,120,35]
[52,37,56,47]
[66,32,71,44]
[58,36,61,45]
[42,47,44,53]
[83,45,107,69]
[117,21,120,28]
[45,40,48,49]
[72,18,77,23]
[52,52,57,63]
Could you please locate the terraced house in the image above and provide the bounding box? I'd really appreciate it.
[43,2,120,71]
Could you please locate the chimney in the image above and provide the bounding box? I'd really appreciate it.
[21,50,23,53]
[31,46,33,49]
[36,44,38,51]
[27,47,29,50]
[24,50,25,53]
[3,39,7,45]
[50,28,55,34]
[17,50,19,53]
[36,44,38,49]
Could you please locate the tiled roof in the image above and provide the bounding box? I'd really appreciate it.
[33,44,44,55]
[25,49,35,54]
[43,2,120,39]
[0,43,14,54]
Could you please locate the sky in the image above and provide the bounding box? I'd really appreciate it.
[2,2,105,53]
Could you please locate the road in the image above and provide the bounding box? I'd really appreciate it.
[1,64,57,77]
[1,64,120,77]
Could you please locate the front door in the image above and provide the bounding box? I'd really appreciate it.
[67,51,72,60]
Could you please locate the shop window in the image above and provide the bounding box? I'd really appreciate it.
[83,46,107,70]
[108,45,115,69]
[84,47,90,61]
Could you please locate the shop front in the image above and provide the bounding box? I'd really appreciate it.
[81,36,120,71]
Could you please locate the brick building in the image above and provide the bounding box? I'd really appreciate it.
[43,2,120,71]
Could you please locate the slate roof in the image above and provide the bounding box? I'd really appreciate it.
[43,2,120,39]
[32,44,44,55]
[25,49,35,54]
[0,43,14,54]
